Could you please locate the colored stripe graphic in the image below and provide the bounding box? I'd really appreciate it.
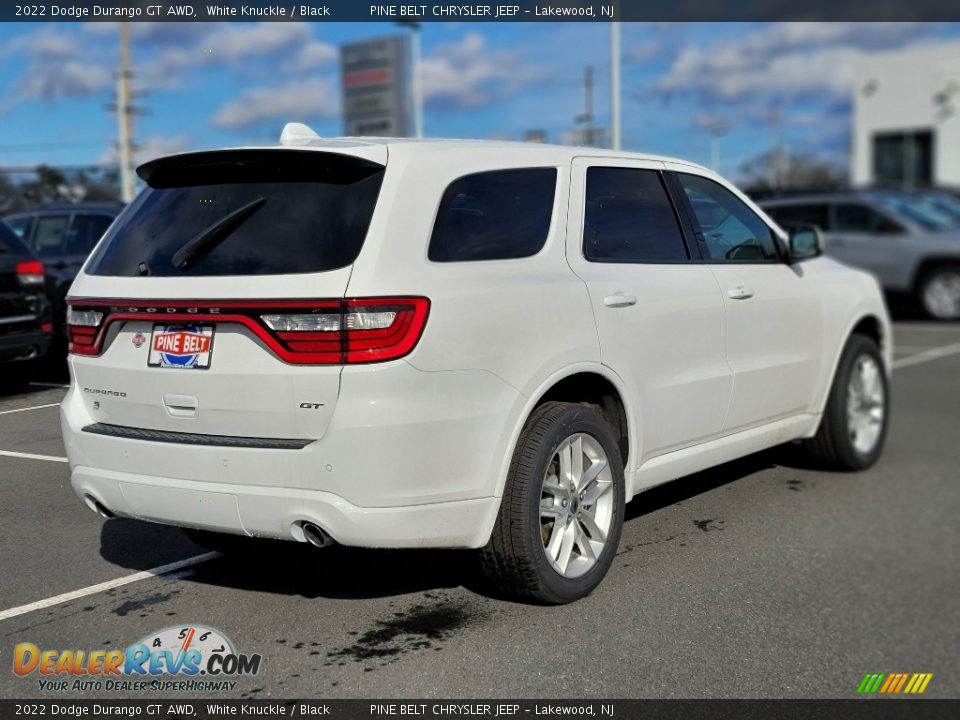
[858,673,933,694]
[894,673,909,693]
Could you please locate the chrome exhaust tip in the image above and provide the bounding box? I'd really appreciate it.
[83,494,115,519]
[301,522,334,548]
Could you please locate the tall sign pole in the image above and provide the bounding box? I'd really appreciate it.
[117,22,135,203]
[611,20,621,151]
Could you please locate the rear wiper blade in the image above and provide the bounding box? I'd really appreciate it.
[171,196,266,271]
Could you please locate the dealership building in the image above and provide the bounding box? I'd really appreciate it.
[852,44,960,188]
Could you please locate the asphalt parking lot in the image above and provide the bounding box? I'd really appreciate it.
[0,320,958,700]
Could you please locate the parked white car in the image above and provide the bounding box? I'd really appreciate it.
[61,126,892,603]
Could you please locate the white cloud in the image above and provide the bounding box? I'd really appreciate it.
[653,23,940,105]
[137,23,334,89]
[2,29,112,101]
[18,61,112,100]
[99,133,192,166]
[422,32,546,111]
[212,78,339,130]
[283,41,338,73]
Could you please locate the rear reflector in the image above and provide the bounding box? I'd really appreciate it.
[16,260,44,285]
[66,297,430,365]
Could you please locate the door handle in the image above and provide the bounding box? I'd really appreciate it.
[603,293,637,308]
[727,286,755,300]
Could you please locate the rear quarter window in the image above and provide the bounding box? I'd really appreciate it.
[428,168,557,262]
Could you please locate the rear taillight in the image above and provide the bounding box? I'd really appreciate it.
[262,297,430,365]
[65,297,430,364]
[67,306,104,355]
[16,260,44,285]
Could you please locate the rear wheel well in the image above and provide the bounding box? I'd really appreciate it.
[851,315,883,350]
[534,373,629,466]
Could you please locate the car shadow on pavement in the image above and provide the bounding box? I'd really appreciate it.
[624,451,777,522]
[99,517,480,600]
[97,445,821,602]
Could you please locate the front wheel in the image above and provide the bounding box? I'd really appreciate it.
[480,401,625,604]
[806,334,889,470]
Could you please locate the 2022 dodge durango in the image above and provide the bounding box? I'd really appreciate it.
[61,126,892,603]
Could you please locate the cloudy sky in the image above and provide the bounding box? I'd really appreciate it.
[1,21,958,179]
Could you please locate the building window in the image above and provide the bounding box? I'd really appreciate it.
[873,130,934,187]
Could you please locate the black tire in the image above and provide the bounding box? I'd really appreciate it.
[806,334,889,471]
[480,401,625,604]
[918,265,960,321]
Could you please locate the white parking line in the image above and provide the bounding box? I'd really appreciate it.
[0,552,220,623]
[29,382,69,389]
[892,342,960,370]
[0,402,60,416]
[0,449,68,463]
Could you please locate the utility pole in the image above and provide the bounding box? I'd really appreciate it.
[116,22,135,203]
[583,65,595,147]
[610,20,621,150]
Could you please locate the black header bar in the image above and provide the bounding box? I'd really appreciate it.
[3,1,960,22]
[0,699,955,720]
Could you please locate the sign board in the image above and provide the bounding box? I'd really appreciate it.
[341,35,413,137]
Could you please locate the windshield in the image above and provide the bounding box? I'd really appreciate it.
[872,194,959,232]
[915,192,960,223]
[86,150,385,277]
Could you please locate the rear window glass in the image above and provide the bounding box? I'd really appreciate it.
[86,150,385,277]
[428,168,557,262]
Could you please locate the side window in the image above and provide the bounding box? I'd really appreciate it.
[767,204,830,231]
[428,168,556,262]
[583,167,688,263]
[66,214,114,255]
[833,203,902,234]
[32,215,70,257]
[677,174,781,263]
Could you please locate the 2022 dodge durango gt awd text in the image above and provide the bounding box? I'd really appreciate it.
[60,126,892,603]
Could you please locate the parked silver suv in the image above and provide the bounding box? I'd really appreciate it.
[760,191,960,320]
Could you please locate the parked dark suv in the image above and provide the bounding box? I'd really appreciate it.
[0,221,52,392]
[4,203,121,348]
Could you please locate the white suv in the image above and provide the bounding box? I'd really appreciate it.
[61,126,892,603]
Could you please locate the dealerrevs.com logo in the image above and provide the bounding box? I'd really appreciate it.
[13,625,262,693]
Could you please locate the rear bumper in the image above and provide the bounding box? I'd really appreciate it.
[61,359,523,549]
[70,466,500,549]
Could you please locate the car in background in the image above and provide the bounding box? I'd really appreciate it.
[760,192,960,320]
[0,220,52,392]
[3,203,122,349]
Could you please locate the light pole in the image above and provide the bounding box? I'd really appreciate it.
[397,22,423,138]
[610,13,621,150]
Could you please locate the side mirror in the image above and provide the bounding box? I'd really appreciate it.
[788,225,822,262]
